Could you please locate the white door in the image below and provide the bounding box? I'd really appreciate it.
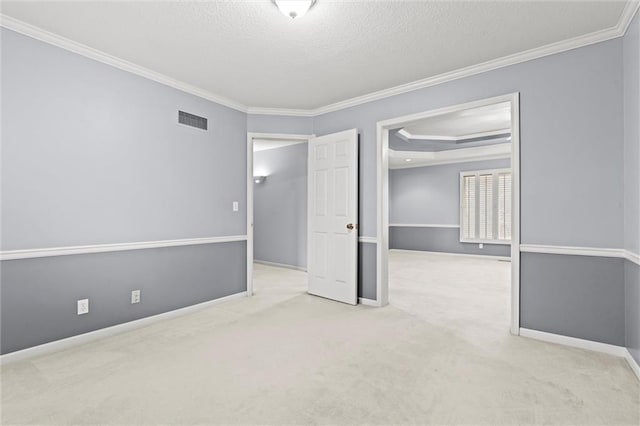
[307,129,359,305]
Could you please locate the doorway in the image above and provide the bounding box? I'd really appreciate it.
[247,130,360,305]
[376,93,521,334]
[246,132,312,297]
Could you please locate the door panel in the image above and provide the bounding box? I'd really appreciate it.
[307,129,358,305]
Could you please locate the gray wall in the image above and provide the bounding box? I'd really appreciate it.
[625,262,640,363]
[247,114,314,135]
[1,242,247,354]
[1,29,248,354]
[521,253,625,346]
[358,242,377,301]
[253,143,308,268]
[390,227,510,257]
[389,158,511,256]
[2,18,637,353]
[624,11,640,256]
[623,10,640,365]
[314,39,624,249]
[390,159,510,225]
[1,29,247,250]
[313,36,626,344]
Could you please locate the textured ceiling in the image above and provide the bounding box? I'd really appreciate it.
[0,1,631,110]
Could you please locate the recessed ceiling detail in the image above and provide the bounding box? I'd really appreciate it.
[0,1,636,111]
[389,144,512,170]
[391,101,513,153]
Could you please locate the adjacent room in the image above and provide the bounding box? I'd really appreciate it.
[1,1,639,424]
[387,100,514,340]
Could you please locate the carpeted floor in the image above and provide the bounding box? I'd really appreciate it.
[1,251,638,425]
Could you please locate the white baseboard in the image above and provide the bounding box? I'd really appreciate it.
[519,328,627,357]
[0,291,247,365]
[358,297,378,307]
[390,249,510,262]
[625,349,640,381]
[254,260,306,272]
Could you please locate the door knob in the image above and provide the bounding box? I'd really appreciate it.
[346,223,355,230]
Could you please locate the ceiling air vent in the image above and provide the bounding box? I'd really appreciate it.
[178,111,208,130]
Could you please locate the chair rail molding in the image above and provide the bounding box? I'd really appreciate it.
[520,244,631,260]
[0,235,248,261]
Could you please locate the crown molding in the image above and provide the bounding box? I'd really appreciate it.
[2,2,638,118]
[0,14,248,113]
[311,13,636,116]
[620,0,640,34]
[397,128,510,142]
[246,106,315,117]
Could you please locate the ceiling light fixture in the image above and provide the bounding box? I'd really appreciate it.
[273,0,316,19]
[405,159,412,162]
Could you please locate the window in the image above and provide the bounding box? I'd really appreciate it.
[460,169,511,244]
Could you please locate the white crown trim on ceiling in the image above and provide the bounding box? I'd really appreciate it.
[1,1,638,117]
[0,14,248,113]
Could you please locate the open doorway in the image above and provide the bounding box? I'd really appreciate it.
[246,133,312,297]
[246,130,361,305]
[376,93,520,334]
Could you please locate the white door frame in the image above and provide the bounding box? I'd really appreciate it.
[246,132,314,296]
[376,92,521,335]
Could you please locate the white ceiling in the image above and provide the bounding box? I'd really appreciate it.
[0,1,633,110]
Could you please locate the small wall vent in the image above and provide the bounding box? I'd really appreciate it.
[178,111,208,130]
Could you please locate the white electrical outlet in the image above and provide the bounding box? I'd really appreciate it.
[131,290,141,304]
[77,299,89,315]
[232,201,239,212]
[479,243,484,249]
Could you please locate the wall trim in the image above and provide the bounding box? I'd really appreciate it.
[0,235,248,261]
[3,0,638,118]
[519,328,627,358]
[358,297,378,307]
[254,259,306,272]
[359,236,378,244]
[624,250,640,266]
[246,107,315,117]
[397,127,510,142]
[625,349,640,381]
[0,14,247,113]
[0,291,248,365]
[285,1,640,117]
[389,223,460,228]
[520,244,625,258]
[390,249,510,262]
[620,0,640,35]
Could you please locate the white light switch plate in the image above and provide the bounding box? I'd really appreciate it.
[479,243,484,249]
[77,299,89,315]
[233,201,239,212]
[131,290,141,304]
